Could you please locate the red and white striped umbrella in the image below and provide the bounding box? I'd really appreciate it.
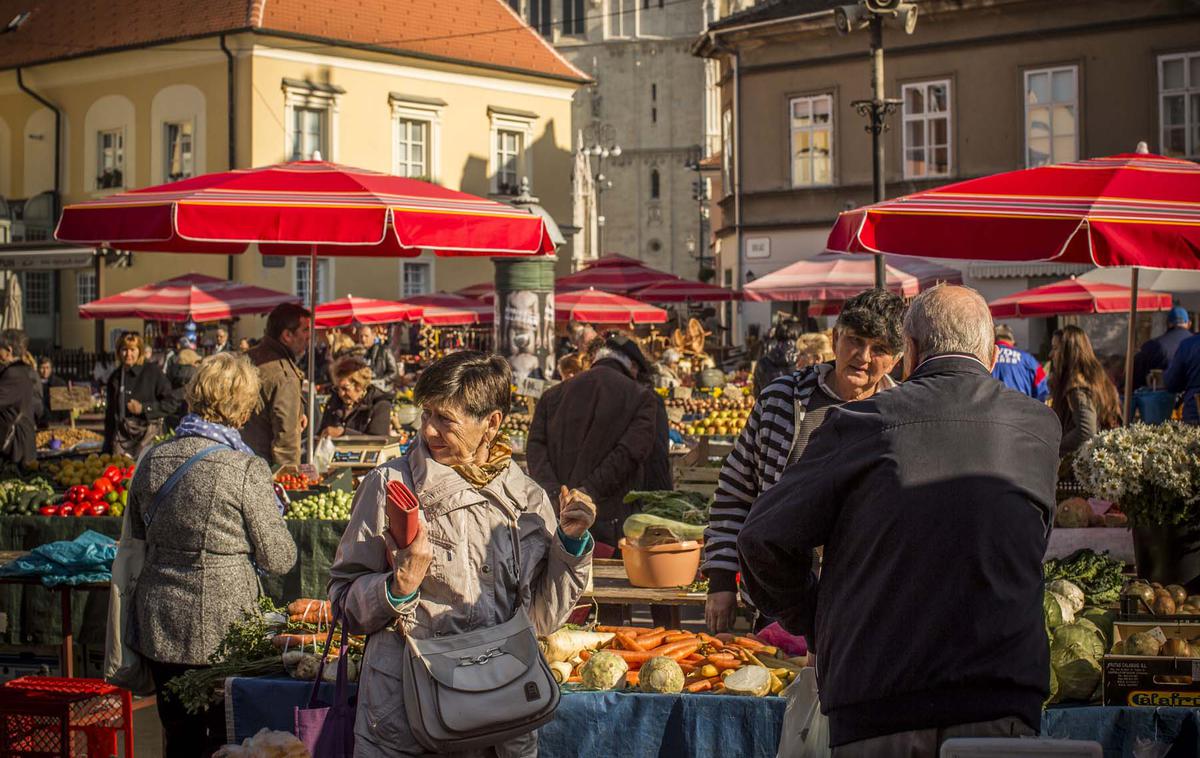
[557,254,678,294]
[404,293,494,327]
[633,278,739,302]
[556,288,667,324]
[455,282,496,301]
[989,278,1173,319]
[78,273,299,322]
[314,295,422,328]
[743,254,961,302]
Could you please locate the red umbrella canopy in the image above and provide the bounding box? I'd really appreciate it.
[314,296,423,328]
[404,293,494,327]
[455,282,496,300]
[78,273,299,322]
[989,278,1174,319]
[558,255,678,294]
[827,153,1200,269]
[55,161,555,257]
[555,288,667,324]
[743,254,961,302]
[632,278,740,303]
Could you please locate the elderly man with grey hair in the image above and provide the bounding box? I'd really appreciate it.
[738,285,1061,757]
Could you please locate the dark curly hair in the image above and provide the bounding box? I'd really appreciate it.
[835,289,907,354]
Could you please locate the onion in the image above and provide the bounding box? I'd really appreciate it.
[1152,595,1177,615]
[1167,585,1188,605]
[1161,638,1192,658]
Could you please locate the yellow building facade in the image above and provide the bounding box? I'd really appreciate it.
[0,26,584,351]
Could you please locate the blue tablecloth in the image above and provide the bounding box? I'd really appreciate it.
[225,677,1200,757]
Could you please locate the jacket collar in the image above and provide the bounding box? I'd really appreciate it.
[909,354,992,381]
[406,438,528,517]
[260,335,298,365]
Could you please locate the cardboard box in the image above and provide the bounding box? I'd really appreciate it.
[1103,622,1200,706]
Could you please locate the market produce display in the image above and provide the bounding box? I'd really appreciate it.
[1122,580,1200,617]
[273,471,318,491]
[1054,497,1128,529]
[540,625,805,696]
[36,427,103,451]
[1042,576,1114,704]
[499,411,531,438]
[43,463,134,518]
[167,597,364,715]
[285,490,353,520]
[668,390,754,438]
[43,453,135,489]
[624,490,710,526]
[1043,549,1124,606]
[0,476,55,515]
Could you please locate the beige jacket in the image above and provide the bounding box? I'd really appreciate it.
[328,441,592,757]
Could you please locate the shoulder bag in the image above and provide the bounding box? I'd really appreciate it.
[399,462,560,752]
[103,443,225,694]
[295,601,355,758]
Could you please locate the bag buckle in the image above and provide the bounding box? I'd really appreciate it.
[458,648,503,667]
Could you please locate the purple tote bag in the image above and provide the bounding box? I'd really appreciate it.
[295,606,355,758]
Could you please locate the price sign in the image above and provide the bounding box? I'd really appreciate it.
[49,386,93,413]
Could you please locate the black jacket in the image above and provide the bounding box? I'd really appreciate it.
[104,362,176,453]
[738,356,1060,747]
[0,361,38,464]
[528,360,658,545]
[753,341,798,397]
[318,385,392,437]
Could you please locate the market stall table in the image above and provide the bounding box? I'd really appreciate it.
[582,558,725,628]
[222,676,1200,756]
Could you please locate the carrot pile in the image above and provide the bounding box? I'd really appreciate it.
[575,625,807,694]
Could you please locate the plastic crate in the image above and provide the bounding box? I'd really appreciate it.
[0,677,132,758]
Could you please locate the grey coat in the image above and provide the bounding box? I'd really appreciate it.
[329,440,592,757]
[129,436,297,665]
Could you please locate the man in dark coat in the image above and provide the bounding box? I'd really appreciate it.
[1134,306,1191,390]
[738,285,1061,756]
[528,335,658,547]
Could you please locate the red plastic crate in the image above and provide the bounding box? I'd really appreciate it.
[0,677,132,758]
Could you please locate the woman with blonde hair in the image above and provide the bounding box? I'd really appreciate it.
[1050,324,1122,458]
[103,331,176,456]
[127,352,296,756]
[318,355,393,438]
[796,331,835,368]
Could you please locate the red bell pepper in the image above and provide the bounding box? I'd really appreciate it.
[92,477,114,495]
[39,505,59,516]
[59,505,74,517]
[90,503,109,517]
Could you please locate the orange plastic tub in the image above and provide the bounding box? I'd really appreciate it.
[619,538,702,588]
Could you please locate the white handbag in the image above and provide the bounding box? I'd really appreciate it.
[776,667,831,758]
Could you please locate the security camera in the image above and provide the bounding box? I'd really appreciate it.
[897,2,918,33]
[834,4,870,34]
[863,0,901,11]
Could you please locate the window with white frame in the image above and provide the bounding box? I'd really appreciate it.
[496,130,523,195]
[400,261,432,297]
[284,79,342,162]
[1025,66,1078,168]
[77,270,97,306]
[1159,52,1200,159]
[97,129,125,189]
[22,272,50,316]
[721,108,732,191]
[790,94,833,187]
[295,257,333,304]
[164,121,194,182]
[291,108,326,161]
[396,119,429,178]
[902,80,951,179]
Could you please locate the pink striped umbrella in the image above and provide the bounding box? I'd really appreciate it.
[556,288,667,324]
[455,282,496,301]
[557,254,678,294]
[78,272,299,322]
[633,278,739,302]
[404,292,494,327]
[989,278,1173,319]
[743,254,961,302]
[315,295,422,328]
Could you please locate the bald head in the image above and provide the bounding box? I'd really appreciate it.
[903,285,996,371]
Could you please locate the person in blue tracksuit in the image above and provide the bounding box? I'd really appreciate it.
[991,324,1048,401]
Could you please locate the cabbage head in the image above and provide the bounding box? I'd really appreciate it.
[1044,591,1075,628]
[1046,580,1086,614]
[1050,623,1104,702]
[580,651,628,690]
[1079,607,1115,648]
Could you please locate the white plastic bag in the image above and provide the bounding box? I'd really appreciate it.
[776,667,830,758]
[314,435,336,474]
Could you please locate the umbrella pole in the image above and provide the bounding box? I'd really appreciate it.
[1124,267,1139,425]
[307,245,317,462]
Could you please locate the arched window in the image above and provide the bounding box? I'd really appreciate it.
[650,168,660,199]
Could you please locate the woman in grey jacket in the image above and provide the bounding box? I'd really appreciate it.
[128,353,297,758]
[330,352,595,757]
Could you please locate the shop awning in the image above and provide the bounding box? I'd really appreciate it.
[0,242,96,271]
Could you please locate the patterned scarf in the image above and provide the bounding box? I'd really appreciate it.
[451,438,513,488]
[174,414,256,455]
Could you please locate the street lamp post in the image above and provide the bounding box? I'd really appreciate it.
[686,149,710,280]
[838,0,918,288]
[581,123,621,258]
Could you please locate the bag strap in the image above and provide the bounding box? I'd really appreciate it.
[143,444,225,528]
[397,456,531,611]
[307,600,350,709]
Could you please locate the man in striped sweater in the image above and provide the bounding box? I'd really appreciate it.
[703,289,907,632]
